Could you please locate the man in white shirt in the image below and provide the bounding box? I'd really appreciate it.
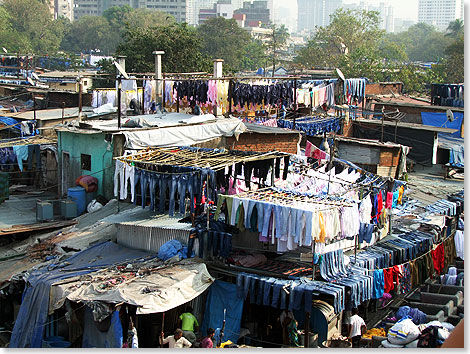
[348,308,366,348]
[159,328,192,348]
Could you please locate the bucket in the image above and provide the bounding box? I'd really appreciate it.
[67,186,86,215]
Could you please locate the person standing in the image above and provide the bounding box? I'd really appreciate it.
[178,306,199,345]
[201,328,215,348]
[159,329,192,348]
[348,308,366,348]
[279,310,295,345]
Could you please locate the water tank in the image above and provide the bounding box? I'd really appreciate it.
[67,187,86,215]
[36,202,54,221]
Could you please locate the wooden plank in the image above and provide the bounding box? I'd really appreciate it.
[0,220,77,236]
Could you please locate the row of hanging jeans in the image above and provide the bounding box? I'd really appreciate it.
[173,80,210,105]
[344,78,367,104]
[187,218,232,259]
[350,230,434,270]
[426,199,457,216]
[277,116,342,136]
[231,81,295,107]
[236,272,345,313]
[131,166,217,216]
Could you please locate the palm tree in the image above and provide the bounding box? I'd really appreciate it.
[445,19,464,37]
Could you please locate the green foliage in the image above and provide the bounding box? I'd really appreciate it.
[61,16,114,54]
[116,23,212,74]
[197,17,253,73]
[239,39,267,72]
[386,23,448,62]
[294,8,384,69]
[1,0,65,54]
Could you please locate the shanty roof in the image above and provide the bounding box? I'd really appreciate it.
[1,107,82,121]
[355,118,458,133]
[330,135,405,149]
[38,71,96,78]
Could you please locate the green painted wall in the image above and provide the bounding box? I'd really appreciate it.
[58,131,114,200]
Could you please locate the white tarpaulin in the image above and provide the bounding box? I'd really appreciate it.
[123,117,247,149]
[50,259,214,315]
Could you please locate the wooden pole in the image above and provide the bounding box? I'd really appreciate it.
[117,76,122,129]
[141,80,145,115]
[305,311,310,348]
[78,77,83,120]
[293,78,297,128]
[61,102,65,124]
[381,108,385,143]
[33,94,36,122]
[228,79,233,115]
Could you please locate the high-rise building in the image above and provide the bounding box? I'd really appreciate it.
[198,0,234,24]
[418,0,464,31]
[233,1,271,27]
[342,2,394,32]
[73,0,190,23]
[47,0,74,21]
[297,0,343,33]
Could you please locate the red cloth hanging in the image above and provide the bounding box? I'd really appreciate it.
[431,243,445,275]
[384,267,394,293]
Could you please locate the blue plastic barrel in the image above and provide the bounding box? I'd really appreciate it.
[67,186,86,215]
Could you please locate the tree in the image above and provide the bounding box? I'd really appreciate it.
[116,23,212,74]
[446,19,464,37]
[294,9,384,69]
[442,30,464,83]
[240,39,267,71]
[3,0,64,54]
[267,24,290,74]
[386,23,447,62]
[197,17,253,73]
[61,16,114,54]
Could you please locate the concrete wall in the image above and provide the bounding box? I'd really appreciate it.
[58,130,114,199]
[365,83,403,95]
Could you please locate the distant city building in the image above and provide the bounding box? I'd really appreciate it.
[48,0,73,21]
[72,0,189,23]
[418,0,464,31]
[199,0,234,24]
[343,2,395,32]
[233,1,271,27]
[272,5,297,33]
[394,18,416,32]
[297,0,343,33]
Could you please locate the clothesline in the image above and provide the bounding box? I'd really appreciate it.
[363,232,454,273]
[235,187,355,208]
[115,147,288,172]
[0,135,56,148]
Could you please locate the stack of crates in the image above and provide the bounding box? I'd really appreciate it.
[0,172,9,204]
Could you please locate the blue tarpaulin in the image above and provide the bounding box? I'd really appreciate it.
[0,116,21,132]
[82,308,123,348]
[200,280,244,345]
[421,111,463,138]
[10,241,153,348]
[421,111,464,167]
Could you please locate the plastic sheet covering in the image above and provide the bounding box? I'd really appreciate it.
[421,111,463,138]
[200,280,244,344]
[9,242,152,348]
[123,118,247,149]
[82,308,123,348]
[51,258,214,315]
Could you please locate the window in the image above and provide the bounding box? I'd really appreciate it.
[81,154,91,171]
[83,80,88,85]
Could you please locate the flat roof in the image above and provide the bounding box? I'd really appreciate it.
[355,118,458,133]
[330,135,404,148]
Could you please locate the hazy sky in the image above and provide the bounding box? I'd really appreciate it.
[273,0,419,21]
